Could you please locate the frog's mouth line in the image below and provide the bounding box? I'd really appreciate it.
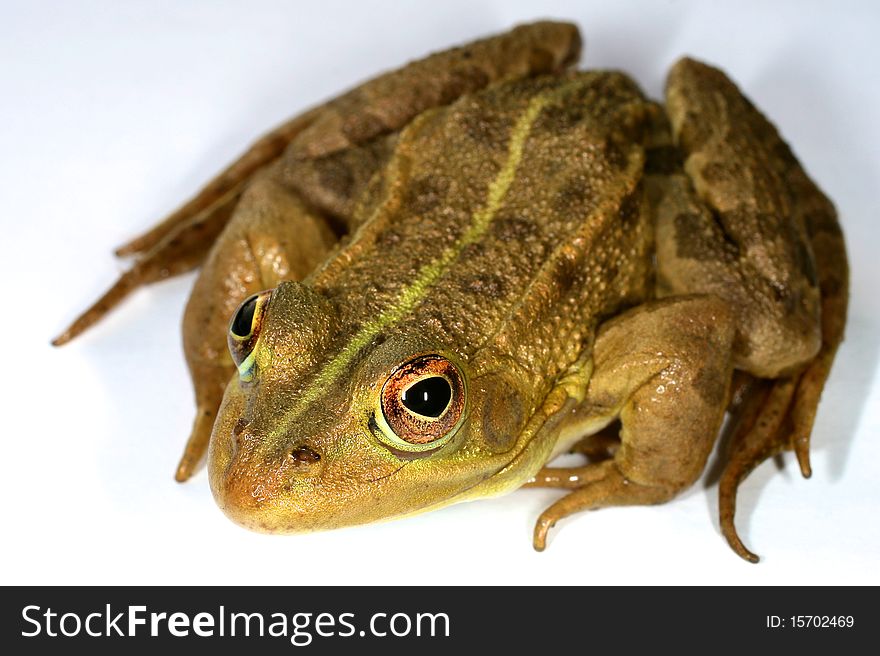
[365,462,409,483]
[321,389,572,527]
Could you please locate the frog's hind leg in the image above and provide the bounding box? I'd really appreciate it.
[530,295,737,551]
[657,58,850,561]
[113,109,324,258]
[51,105,325,347]
[718,375,794,562]
[54,21,582,345]
[718,198,849,562]
[52,188,242,346]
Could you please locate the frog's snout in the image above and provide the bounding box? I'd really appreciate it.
[210,415,330,531]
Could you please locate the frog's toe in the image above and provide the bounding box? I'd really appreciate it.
[113,189,238,258]
[52,266,147,346]
[53,250,193,347]
[175,403,217,482]
[788,343,845,480]
[532,516,555,552]
[718,375,806,564]
[175,356,235,481]
[530,460,674,552]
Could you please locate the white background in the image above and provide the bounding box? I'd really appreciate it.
[2,0,878,585]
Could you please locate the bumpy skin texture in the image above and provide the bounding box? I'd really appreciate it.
[56,22,848,561]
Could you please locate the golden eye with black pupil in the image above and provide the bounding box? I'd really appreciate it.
[227,290,272,380]
[376,354,466,453]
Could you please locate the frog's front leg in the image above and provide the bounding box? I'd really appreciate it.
[532,295,736,551]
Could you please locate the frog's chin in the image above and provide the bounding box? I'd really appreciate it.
[207,447,350,534]
[205,391,533,534]
[208,445,499,534]
[207,433,463,534]
[209,481,456,535]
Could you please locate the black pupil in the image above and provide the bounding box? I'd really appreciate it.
[231,296,258,337]
[401,377,452,418]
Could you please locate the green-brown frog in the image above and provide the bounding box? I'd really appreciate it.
[55,21,848,562]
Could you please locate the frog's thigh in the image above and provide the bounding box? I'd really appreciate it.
[176,178,336,481]
[656,58,825,378]
[532,295,735,550]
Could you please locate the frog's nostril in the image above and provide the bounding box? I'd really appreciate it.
[289,446,321,464]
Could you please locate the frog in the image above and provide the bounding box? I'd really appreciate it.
[54,21,848,562]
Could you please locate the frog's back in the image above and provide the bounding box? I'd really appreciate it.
[311,72,654,385]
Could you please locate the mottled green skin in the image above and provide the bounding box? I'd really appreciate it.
[209,73,656,530]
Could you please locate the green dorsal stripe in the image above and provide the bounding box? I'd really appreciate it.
[275,90,553,430]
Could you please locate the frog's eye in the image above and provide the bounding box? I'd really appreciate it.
[376,355,466,453]
[227,290,272,381]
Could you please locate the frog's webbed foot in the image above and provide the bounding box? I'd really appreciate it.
[720,279,848,563]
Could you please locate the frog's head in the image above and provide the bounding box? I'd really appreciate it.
[208,281,559,533]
